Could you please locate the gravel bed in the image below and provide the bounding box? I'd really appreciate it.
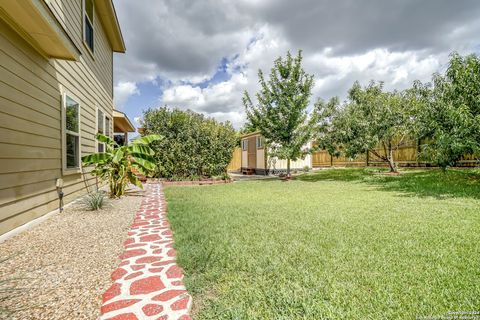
[0,188,143,320]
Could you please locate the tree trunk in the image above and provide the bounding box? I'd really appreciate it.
[286,158,291,178]
[387,147,397,173]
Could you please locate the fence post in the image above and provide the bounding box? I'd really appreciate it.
[366,149,369,167]
[416,139,420,166]
[330,154,333,167]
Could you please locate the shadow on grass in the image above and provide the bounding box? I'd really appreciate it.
[294,168,480,200]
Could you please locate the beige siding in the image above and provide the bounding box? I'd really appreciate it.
[0,0,114,235]
[256,148,265,169]
[46,0,113,97]
[241,150,248,168]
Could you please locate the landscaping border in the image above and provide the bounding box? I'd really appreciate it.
[100,183,192,320]
[159,179,232,186]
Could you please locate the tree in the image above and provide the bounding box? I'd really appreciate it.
[328,81,413,172]
[413,52,480,169]
[82,134,161,197]
[243,51,316,177]
[313,96,342,157]
[142,107,237,179]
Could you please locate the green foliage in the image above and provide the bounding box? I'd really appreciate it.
[81,192,107,211]
[243,50,317,177]
[312,96,342,157]
[412,52,480,169]
[141,107,237,179]
[219,171,231,181]
[317,81,414,172]
[82,133,162,197]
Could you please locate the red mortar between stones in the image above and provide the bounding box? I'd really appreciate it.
[100,183,192,320]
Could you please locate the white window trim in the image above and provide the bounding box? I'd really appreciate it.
[256,136,264,149]
[82,0,95,57]
[95,106,105,152]
[242,139,248,151]
[105,115,111,137]
[61,92,82,175]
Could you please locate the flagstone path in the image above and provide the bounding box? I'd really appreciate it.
[100,183,192,320]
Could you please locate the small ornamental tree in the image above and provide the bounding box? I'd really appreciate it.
[82,134,161,197]
[330,81,414,172]
[413,52,480,169]
[243,51,316,177]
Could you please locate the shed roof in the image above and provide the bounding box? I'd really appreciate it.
[240,131,261,139]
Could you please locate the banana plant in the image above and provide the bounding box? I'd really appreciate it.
[82,134,162,198]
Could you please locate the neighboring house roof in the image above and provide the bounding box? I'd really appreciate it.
[113,110,135,133]
[96,0,126,53]
[0,0,80,60]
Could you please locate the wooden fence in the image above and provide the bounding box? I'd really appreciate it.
[312,140,479,168]
[227,142,478,171]
[227,147,242,172]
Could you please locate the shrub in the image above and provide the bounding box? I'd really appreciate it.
[81,192,107,211]
[82,134,161,198]
[142,108,237,179]
[303,165,311,172]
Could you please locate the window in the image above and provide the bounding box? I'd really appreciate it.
[105,116,111,137]
[63,95,80,170]
[242,139,248,151]
[97,108,104,152]
[114,134,125,146]
[256,136,264,149]
[83,0,94,53]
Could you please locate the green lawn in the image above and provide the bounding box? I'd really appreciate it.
[165,169,480,319]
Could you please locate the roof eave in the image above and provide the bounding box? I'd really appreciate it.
[96,0,126,53]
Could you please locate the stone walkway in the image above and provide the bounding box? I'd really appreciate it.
[100,183,192,320]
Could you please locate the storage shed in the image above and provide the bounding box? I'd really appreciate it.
[240,132,312,175]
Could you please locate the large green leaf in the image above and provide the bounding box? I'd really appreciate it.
[127,144,155,156]
[131,155,156,171]
[112,147,126,164]
[82,152,111,165]
[130,152,156,165]
[132,134,163,145]
[96,133,117,146]
[127,171,144,189]
[130,163,147,176]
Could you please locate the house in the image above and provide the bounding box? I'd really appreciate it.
[0,0,131,235]
[113,109,135,145]
[240,132,312,175]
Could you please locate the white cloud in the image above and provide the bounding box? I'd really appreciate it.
[112,0,480,127]
[114,81,139,109]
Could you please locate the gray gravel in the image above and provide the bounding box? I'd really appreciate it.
[0,188,143,320]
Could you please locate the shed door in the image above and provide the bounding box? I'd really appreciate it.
[247,136,256,168]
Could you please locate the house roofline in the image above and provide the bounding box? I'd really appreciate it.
[96,0,126,53]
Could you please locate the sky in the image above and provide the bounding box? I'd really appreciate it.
[111,0,480,132]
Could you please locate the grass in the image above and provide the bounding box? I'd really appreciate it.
[165,168,480,319]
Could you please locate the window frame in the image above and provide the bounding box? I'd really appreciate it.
[82,0,95,56]
[105,116,111,137]
[62,92,82,175]
[96,106,105,152]
[256,136,264,149]
[242,139,248,151]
